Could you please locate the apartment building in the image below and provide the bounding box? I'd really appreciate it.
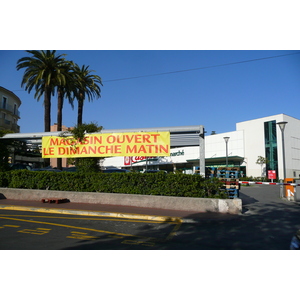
[0,86,21,133]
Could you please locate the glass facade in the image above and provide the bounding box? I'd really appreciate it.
[264,120,278,174]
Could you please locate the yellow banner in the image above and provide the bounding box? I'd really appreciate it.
[42,132,170,158]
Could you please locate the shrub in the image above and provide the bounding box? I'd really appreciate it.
[0,170,229,199]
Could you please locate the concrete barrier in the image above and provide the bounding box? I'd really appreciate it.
[0,188,242,214]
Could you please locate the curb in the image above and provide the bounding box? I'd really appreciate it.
[0,188,242,214]
[0,205,184,223]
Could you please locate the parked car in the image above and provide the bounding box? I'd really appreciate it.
[143,170,167,173]
[31,166,62,172]
[9,163,32,171]
[103,168,129,173]
[62,167,77,172]
[290,229,300,250]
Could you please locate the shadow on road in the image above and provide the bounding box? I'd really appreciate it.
[62,185,300,250]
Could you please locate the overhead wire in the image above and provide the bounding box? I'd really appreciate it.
[103,51,300,83]
[10,51,300,91]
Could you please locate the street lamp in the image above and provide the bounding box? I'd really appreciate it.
[199,126,205,176]
[223,137,230,168]
[277,121,288,179]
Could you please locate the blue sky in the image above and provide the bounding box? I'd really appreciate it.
[1,50,300,135]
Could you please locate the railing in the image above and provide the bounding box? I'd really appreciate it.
[0,119,20,132]
[0,103,20,117]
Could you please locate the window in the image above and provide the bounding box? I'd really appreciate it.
[2,97,7,109]
[264,120,278,174]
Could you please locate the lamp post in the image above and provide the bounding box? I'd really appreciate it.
[223,137,230,168]
[277,121,288,179]
[199,126,205,177]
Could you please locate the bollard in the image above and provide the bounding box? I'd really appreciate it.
[280,179,284,198]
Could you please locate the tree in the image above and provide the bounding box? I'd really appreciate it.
[16,50,70,132]
[66,122,103,173]
[55,60,75,170]
[256,156,269,179]
[55,60,75,132]
[0,130,13,171]
[72,64,103,126]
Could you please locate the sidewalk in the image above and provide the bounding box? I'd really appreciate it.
[0,198,239,223]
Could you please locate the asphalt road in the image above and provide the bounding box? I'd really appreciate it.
[1,184,299,249]
[0,210,181,250]
[157,185,300,250]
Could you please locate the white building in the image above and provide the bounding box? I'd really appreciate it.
[236,114,300,179]
[102,114,300,179]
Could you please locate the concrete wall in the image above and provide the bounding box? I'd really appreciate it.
[281,115,300,179]
[0,188,242,214]
[205,130,244,159]
[237,114,300,179]
[237,116,270,177]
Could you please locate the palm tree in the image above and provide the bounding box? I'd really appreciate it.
[72,64,103,126]
[16,50,69,132]
[56,60,75,132]
[56,61,75,170]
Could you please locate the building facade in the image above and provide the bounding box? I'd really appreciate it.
[236,114,300,179]
[0,86,21,133]
[102,114,300,179]
[1,113,300,179]
[101,125,205,174]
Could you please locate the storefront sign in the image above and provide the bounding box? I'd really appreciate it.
[124,149,187,166]
[268,170,276,180]
[42,132,170,158]
[124,156,157,165]
[170,150,184,156]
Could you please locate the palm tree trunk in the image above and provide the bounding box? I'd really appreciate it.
[44,86,52,132]
[77,99,83,126]
[57,88,64,170]
[57,88,63,131]
[44,86,52,167]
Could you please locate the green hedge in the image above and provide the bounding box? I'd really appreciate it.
[0,170,228,199]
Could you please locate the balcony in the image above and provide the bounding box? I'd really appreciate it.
[0,103,21,117]
[0,118,20,132]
